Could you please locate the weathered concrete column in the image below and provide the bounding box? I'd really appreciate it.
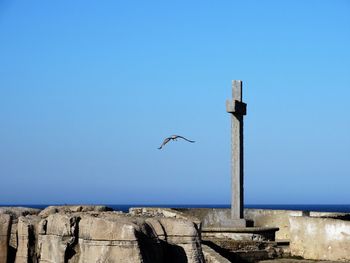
[226,80,247,227]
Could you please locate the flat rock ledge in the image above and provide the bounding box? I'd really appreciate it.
[0,205,206,263]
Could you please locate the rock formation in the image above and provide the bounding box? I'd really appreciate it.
[0,206,205,263]
[3,206,348,262]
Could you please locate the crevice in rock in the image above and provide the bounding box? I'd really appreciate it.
[5,216,15,263]
[28,224,36,263]
[41,219,47,235]
[136,230,163,263]
[7,246,16,263]
[163,242,188,263]
[64,216,80,263]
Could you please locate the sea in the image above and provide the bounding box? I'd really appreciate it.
[1,204,350,213]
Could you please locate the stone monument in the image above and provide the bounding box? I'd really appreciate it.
[226,80,247,227]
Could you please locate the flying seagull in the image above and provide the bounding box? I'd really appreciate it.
[158,135,195,149]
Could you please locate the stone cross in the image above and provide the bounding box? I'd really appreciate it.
[226,80,247,227]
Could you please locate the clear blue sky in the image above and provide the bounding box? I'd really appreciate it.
[1,0,349,205]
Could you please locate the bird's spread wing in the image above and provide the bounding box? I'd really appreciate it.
[175,135,195,143]
[158,137,171,149]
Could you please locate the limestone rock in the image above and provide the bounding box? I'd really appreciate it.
[130,207,201,225]
[130,208,205,263]
[0,206,41,257]
[37,213,80,263]
[157,217,204,263]
[15,215,41,263]
[0,213,11,263]
[2,206,205,263]
[76,213,162,263]
[0,207,41,220]
[38,205,112,217]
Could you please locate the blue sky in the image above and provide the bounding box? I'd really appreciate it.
[0,0,349,205]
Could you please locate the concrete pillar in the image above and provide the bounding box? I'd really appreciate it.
[226,80,247,227]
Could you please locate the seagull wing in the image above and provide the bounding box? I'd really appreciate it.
[175,135,195,143]
[158,137,171,149]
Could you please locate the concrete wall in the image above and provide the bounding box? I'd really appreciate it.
[289,216,350,261]
[176,208,305,240]
[175,209,232,228]
[244,209,305,240]
[178,208,350,261]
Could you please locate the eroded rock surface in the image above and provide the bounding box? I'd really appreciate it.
[0,207,40,219]
[0,207,41,263]
[0,213,11,263]
[0,206,204,263]
[38,205,112,217]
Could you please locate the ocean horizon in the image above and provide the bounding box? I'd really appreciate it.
[1,204,350,213]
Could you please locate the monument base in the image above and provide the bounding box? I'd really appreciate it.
[201,226,279,241]
[229,219,247,228]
